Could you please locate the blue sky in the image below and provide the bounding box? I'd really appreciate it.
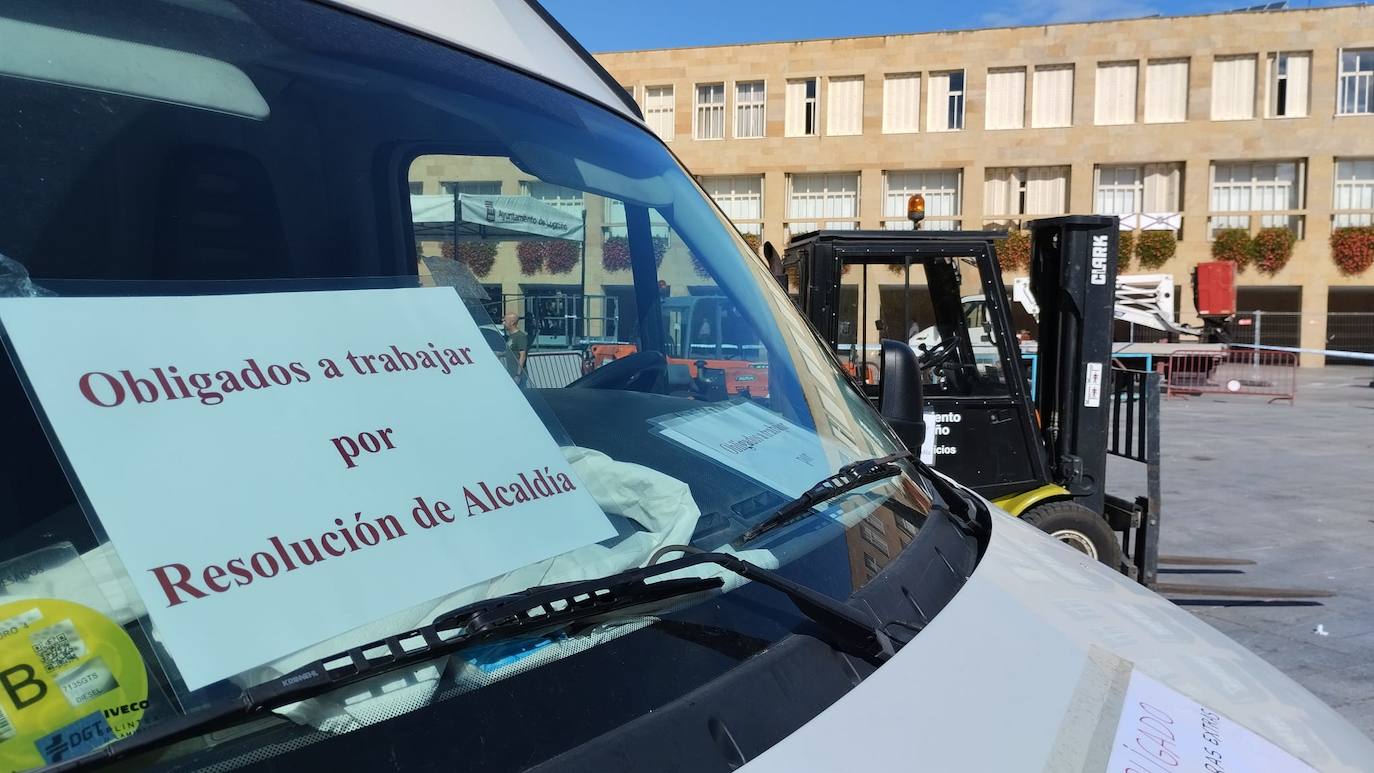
[541,0,1344,52]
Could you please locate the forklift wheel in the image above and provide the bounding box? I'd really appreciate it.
[1021,500,1123,569]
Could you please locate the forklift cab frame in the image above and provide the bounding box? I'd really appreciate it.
[781,216,1121,517]
[781,229,1051,501]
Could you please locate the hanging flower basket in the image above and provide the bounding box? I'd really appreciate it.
[740,232,761,254]
[517,240,579,275]
[1117,230,1136,272]
[456,241,497,277]
[1253,227,1295,275]
[1211,229,1255,273]
[1331,226,1374,276]
[1135,231,1177,270]
[601,236,668,271]
[994,230,1032,272]
[689,252,711,278]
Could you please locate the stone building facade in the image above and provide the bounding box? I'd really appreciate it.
[593,6,1374,363]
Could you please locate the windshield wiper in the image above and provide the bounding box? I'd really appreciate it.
[738,451,915,544]
[44,552,893,772]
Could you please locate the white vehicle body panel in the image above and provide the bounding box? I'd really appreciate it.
[321,0,637,122]
[742,504,1374,771]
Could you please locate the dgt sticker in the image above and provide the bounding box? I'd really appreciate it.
[0,599,148,769]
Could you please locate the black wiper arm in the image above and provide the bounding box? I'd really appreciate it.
[739,451,915,544]
[44,553,892,772]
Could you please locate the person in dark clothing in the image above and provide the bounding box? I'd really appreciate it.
[502,312,529,384]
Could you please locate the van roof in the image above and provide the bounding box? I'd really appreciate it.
[323,0,640,123]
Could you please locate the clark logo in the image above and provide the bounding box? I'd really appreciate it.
[1090,234,1109,285]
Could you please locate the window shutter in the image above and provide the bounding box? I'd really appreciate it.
[984,168,1015,216]
[882,74,919,133]
[985,69,1026,130]
[1284,53,1310,118]
[1095,62,1138,125]
[826,76,864,136]
[1145,59,1188,123]
[1143,163,1181,212]
[926,72,951,131]
[1026,167,1069,215]
[1032,65,1074,128]
[1212,56,1256,120]
[785,80,808,136]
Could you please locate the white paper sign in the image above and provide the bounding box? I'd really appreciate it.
[920,411,938,464]
[651,401,841,498]
[1084,362,1103,408]
[1105,670,1316,773]
[0,288,615,689]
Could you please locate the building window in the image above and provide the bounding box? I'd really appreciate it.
[520,181,584,215]
[862,552,883,576]
[895,516,917,539]
[985,67,1026,130]
[1144,59,1188,123]
[1209,160,1305,237]
[1031,64,1074,128]
[694,83,725,140]
[883,170,961,231]
[734,80,766,138]
[442,180,502,196]
[1094,164,1182,230]
[826,76,864,136]
[1339,49,1374,116]
[859,523,889,556]
[408,181,424,195]
[602,200,669,239]
[1333,159,1374,227]
[1095,166,1142,216]
[644,85,675,141]
[1211,55,1256,120]
[985,166,1069,227]
[702,175,764,235]
[786,77,819,137]
[1266,52,1309,118]
[883,73,920,133]
[927,70,964,132]
[1095,61,1138,125]
[786,172,858,237]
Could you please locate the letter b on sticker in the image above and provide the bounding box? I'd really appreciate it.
[0,663,48,709]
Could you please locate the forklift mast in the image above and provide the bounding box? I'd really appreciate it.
[1026,216,1120,514]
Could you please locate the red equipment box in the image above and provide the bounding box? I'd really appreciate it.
[1193,261,1236,317]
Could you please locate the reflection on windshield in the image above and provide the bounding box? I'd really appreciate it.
[0,0,926,768]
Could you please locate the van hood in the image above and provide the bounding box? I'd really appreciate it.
[741,506,1374,771]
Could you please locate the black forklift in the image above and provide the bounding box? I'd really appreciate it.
[776,208,1155,580]
[773,202,1334,598]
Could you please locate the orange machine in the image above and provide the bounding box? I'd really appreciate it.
[586,295,771,397]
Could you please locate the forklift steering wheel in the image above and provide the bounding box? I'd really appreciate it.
[917,338,959,370]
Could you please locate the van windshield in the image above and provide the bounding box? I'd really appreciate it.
[0,2,940,770]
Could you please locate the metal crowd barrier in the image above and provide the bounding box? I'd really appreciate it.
[1164,348,1297,403]
[524,350,585,389]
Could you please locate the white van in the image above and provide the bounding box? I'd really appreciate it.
[0,2,1368,772]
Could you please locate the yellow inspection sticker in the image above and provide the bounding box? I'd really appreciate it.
[0,599,148,770]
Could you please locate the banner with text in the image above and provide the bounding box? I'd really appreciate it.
[0,288,615,689]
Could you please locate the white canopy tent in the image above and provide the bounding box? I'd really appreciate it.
[410,193,584,242]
